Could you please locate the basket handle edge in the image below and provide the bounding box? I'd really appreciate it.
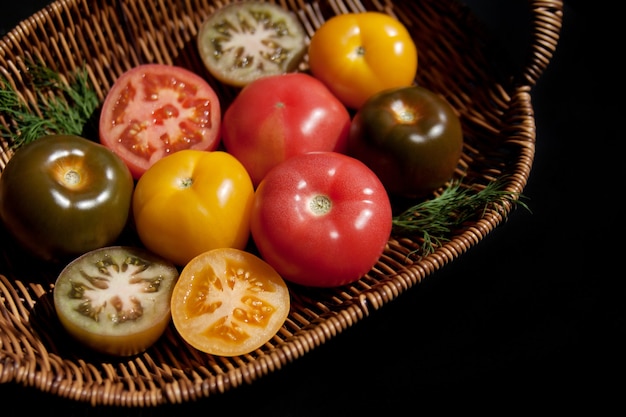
[519,0,564,87]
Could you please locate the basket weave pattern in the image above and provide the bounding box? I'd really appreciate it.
[0,0,563,407]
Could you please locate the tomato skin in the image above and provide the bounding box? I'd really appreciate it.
[54,246,179,356]
[348,86,464,197]
[99,64,222,179]
[250,152,392,288]
[132,149,254,266]
[0,135,134,261]
[221,73,351,187]
[308,12,418,109]
[170,247,290,357]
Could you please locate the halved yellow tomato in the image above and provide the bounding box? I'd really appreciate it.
[170,248,290,357]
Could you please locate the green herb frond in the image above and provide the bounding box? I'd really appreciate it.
[392,178,529,256]
[0,63,99,149]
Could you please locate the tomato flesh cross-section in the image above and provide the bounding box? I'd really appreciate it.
[197,1,307,87]
[99,63,221,179]
[170,248,290,357]
[53,246,179,356]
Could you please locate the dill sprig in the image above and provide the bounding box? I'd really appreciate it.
[0,63,99,149]
[392,179,529,255]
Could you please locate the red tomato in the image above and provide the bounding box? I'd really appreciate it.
[221,73,351,187]
[99,63,222,179]
[250,151,392,287]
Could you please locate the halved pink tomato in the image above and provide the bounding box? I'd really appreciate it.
[99,63,222,179]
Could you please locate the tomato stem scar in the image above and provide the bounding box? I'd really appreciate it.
[178,177,193,188]
[64,169,81,185]
[309,195,332,215]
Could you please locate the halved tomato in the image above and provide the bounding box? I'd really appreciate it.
[53,246,179,357]
[170,248,290,357]
[99,63,222,179]
[197,1,307,87]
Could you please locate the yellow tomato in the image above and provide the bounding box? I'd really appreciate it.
[132,150,254,266]
[308,12,418,109]
[171,248,290,357]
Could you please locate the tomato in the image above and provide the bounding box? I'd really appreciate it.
[99,63,221,179]
[250,152,392,288]
[222,73,351,187]
[53,246,179,356]
[308,12,418,109]
[0,134,134,262]
[197,1,307,87]
[348,86,464,197]
[132,149,254,266]
[170,248,290,357]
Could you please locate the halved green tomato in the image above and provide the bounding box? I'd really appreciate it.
[53,246,179,356]
[197,1,307,87]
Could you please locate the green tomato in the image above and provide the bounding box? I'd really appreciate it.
[0,134,134,261]
[54,246,179,356]
[347,85,464,197]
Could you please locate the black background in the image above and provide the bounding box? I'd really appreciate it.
[1,0,623,414]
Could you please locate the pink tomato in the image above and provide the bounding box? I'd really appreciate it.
[99,64,222,179]
[250,151,392,287]
[221,73,351,187]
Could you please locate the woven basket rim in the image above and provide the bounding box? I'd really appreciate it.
[0,0,564,407]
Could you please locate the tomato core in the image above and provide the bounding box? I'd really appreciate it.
[186,258,278,342]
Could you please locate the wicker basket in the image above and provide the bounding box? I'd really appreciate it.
[0,0,563,407]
